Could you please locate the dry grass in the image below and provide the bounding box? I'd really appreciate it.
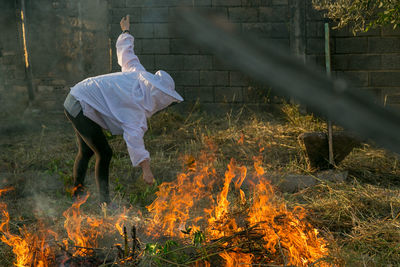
[0,103,399,266]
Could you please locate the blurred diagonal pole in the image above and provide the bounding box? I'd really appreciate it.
[176,9,400,154]
[19,0,34,101]
[325,23,335,167]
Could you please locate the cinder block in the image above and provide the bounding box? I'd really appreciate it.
[184,55,213,70]
[332,55,381,71]
[306,5,324,21]
[370,71,400,87]
[259,6,288,22]
[176,0,212,6]
[382,88,400,103]
[126,0,147,7]
[51,79,67,86]
[175,85,185,98]
[242,22,289,38]
[4,69,15,79]
[194,7,229,17]
[258,37,290,48]
[306,38,325,54]
[155,55,184,70]
[230,71,250,86]
[112,8,141,23]
[185,86,214,102]
[37,85,54,93]
[356,28,381,37]
[200,71,229,86]
[170,39,199,54]
[192,0,212,6]
[272,0,288,5]
[214,86,243,102]
[357,87,383,103]
[127,0,204,7]
[131,23,154,38]
[334,71,369,87]
[213,56,236,70]
[12,85,27,93]
[381,25,400,36]
[154,23,170,38]
[229,7,258,22]
[134,39,143,53]
[332,25,380,37]
[335,37,368,54]
[141,7,169,23]
[383,89,400,105]
[141,39,170,54]
[306,21,324,38]
[1,51,16,57]
[369,37,400,53]
[242,0,263,6]
[212,0,241,6]
[14,69,26,80]
[168,7,181,22]
[382,55,400,70]
[1,55,15,65]
[111,0,126,8]
[139,55,155,69]
[331,25,352,37]
[170,71,199,85]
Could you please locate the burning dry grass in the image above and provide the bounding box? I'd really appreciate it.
[290,181,400,265]
[0,103,399,266]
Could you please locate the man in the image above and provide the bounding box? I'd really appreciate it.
[64,15,183,204]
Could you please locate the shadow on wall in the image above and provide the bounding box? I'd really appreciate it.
[26,0,109,84]
[0,0,110,117]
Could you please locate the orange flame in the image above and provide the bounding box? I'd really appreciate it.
[62,193,104,257]
[0,187,138,266]
[237,133,244,144]
[0,188,53,266]
[146,145,330,266]
[115,207,128,236]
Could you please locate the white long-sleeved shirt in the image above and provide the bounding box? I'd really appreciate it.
[69,33,162,167]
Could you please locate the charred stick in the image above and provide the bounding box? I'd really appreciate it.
[115,244,124,259]
[55,242,73,257]
[123,226,129,257]
[268,223,288,266]
[72,245,105,252]
[102,246,114,266]
[131,225,138,256]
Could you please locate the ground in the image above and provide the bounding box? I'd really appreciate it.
[0,103,399,266]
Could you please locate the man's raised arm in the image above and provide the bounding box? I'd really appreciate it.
[116,15,145,72]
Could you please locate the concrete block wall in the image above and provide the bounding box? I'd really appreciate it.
[2,0,399,114]
[304,1,400,107]
[0,0,28,117]
[109,0,291,105]
[26,0,109,112]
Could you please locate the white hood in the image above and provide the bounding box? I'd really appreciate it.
[139,70,184,117]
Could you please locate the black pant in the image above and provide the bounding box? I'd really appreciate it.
[65,109,112,203]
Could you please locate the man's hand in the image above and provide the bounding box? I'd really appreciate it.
[120,15,130,32]
[139,159,155,185]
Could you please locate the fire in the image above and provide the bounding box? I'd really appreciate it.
[0,188,134,266]
[0,140,330,266]
[0,188,53,267]
[62,193,104,257]
[145,144,330,266]
[146,144,218,239]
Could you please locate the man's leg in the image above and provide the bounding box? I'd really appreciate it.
[65,110,113,203]
[72,132,94,196]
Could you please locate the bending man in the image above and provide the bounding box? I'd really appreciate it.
[63,15,183,204]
